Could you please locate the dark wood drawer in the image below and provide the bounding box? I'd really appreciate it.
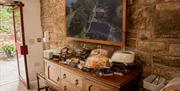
[86,79,118,91]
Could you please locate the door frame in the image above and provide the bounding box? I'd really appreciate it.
[0,1,30,89]
[12,1,30,89]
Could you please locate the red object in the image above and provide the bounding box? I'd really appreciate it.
[37,38,41,42]
[20,45,28,55]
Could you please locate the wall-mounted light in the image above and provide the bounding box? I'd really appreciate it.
[43,31,50,42]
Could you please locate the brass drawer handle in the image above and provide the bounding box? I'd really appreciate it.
[57,77,60,81]
[63,74,66,79]
[64,86,67,91]
[47,66,50,79]
[75,79,78,85]
[88,85,93,91]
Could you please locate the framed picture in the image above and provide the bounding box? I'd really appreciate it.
[65,0,126,47]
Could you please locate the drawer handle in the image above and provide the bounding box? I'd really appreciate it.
[64,86,67,91]
[57,77,60,81]
[88,85,93,91]
[47,66,50,79]
[63,74,66,79]
[75,79,78,85]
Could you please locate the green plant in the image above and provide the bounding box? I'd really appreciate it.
[0,6,13,33]
[2,44,15,53]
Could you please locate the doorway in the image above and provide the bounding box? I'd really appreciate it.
[0,4,18,86]
[0,1,30,89]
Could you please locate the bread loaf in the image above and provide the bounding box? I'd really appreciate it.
[85,55,110,68]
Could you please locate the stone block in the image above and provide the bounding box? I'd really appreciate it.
[42,23,55,32]
[128,5,154,30]
[126,31,137,39]
[43,42,50,50]
[157,0,180,3]
[142,66,152,77]
[155,2,180,38]
[136,51,152,66]
[155,10,180,38]
[126,39,136,50]
[150,42,166,52]
[137,41,150,52]
[156,2,180,11]
[52,33,63,41]
[153,56,180,68]
[153,63,180,80]
[50,42,59,49]
[169,44,180,57]
[135,51,152,77]
[50,33,57,41]
[138,30,152,40]
[135,0,156,5]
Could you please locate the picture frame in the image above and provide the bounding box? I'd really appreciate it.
[65,0,126,47]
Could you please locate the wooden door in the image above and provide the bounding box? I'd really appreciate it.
[13,2,30,89]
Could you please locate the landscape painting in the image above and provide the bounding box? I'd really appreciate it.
[66,0,124,45]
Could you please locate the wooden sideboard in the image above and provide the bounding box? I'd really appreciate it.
[44,59,142,91]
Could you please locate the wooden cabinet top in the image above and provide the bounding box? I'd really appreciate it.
[44,59,142,89]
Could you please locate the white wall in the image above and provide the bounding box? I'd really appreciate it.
[19,0,44,83]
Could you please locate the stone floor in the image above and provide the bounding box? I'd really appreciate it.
[0,80,47,91]
[0,80,147,91]
[0,57,18,85]
[0,56,48,91]
[0,81,32,91]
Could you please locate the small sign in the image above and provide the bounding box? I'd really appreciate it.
[37,38,42,42]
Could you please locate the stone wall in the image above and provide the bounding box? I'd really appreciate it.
[40,0,180,79]
[126,0,180,79]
